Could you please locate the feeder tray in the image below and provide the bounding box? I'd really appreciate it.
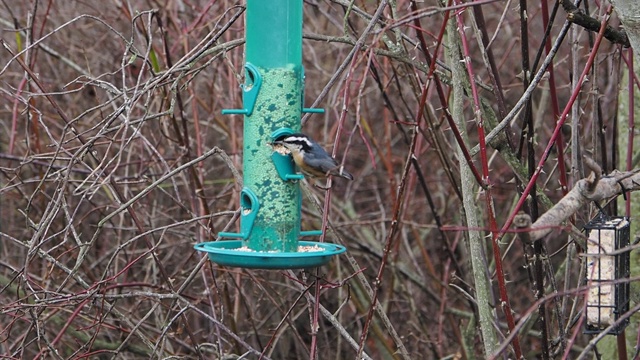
[194,240,346,269]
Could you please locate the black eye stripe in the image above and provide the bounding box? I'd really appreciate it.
[285,137,313,148]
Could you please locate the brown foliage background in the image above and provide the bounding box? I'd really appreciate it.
[0,1,634,359]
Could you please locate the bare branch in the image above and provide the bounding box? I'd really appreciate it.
[517,168,640,241]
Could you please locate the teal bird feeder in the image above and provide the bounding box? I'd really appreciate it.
[194,0,346,269]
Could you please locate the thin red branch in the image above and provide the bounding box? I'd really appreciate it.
[410,0,484,187]
[499,7,613,242]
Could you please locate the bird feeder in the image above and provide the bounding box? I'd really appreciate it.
[583,214,630,335]
[194,0,345,269]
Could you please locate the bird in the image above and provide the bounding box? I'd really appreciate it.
[272,133,354,181]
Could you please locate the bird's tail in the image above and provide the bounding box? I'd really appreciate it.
[333,168,354,180]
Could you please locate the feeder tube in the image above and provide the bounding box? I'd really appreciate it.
[242,0,303,251]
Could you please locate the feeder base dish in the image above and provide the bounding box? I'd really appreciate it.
[194,240,346,269]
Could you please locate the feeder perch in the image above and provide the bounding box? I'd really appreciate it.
[217,187,260,240]
[221,63,262,116]
[271,128,305,181]
[301,66,325,114]
[194,0,345,269]
[583,214,630,335]
[271,152,304,181]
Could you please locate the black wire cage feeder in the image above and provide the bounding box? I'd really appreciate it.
[583,214,630,335]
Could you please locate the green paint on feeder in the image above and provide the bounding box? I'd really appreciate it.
[240,66,301,252]
[245,0,302,69]
[196,0,344,269]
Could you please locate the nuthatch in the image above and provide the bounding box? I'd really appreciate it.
[272,133,354,180]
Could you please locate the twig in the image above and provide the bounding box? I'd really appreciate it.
[99,146,239,226]
[560,0,630,47]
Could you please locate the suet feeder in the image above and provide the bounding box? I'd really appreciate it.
[194,0,346,269]
[583,214,630,335]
